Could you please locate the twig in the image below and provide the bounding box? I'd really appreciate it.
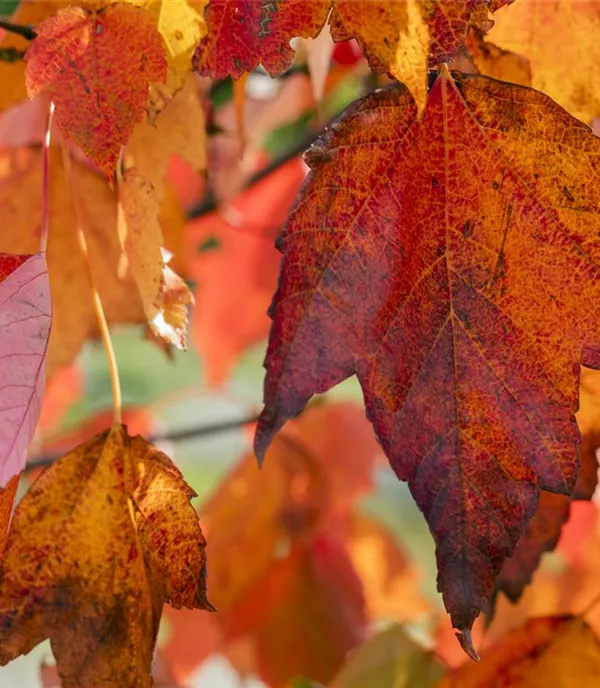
[0,19,36,41]
[26,413,260,470]
[187,127,317,220]
[40,101,55,253]
[61,142,123,426]
[0,46,25,62]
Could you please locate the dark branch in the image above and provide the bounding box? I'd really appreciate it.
[0,46,25,62]
[187,127,320,220]
[0,19,37,41]
[26,412,259,471]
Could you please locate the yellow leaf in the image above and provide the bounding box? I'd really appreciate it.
[128,73,206,204]
[0,148,186,375]
[488,0,600,123]
[118,169,164,321]
[0,426,211,687]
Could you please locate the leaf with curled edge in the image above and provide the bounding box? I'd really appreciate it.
[24,4,167,179]
[0,426,212,688]
[254,70,600,653]
[0,253,51,486]
[193,0,513,112]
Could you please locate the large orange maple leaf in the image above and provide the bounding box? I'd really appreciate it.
[255,71,600,641]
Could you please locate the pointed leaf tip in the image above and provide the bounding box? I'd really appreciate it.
[456,628,480,662]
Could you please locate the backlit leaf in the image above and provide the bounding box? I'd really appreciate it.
[0,148,183,376]
[0,426,211,687]
[464,30,531,88]
[250,535,366,687]
[24,4,167,179]
[127,73,206,204]
[123,0,208,119]
[0,253,51,485]
[436,616,600,687]
[488,0,600,123]
[346,513,430,623]
[255,71,600,639]
[118,169,164,323]
[193,0,512,111]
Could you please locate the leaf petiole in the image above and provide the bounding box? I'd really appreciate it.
[61,142,123,426]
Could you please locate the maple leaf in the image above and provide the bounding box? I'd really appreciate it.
[487,0,600,124]
[0,425,211,687]
[24,4,167,179]
[255,71,600,640]
[436,616,600,687]
[0,148,184,376]
[127,0,208,121]
[117,171,193,349]
[196,402,379,683]
[118,169,165,323]
[0,253,51,485]
[193,0,511,111]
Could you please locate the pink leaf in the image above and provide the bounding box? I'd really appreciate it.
[0,253,51,486]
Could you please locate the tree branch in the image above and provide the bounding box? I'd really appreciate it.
[187,127,319,220]
[0,46,25,62]
[0,18,36,41]
[26,413,259,472]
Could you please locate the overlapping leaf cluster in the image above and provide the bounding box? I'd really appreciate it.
[1,0,600,683]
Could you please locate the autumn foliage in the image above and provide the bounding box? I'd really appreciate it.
[1,0,600,686]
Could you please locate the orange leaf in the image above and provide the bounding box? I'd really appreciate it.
[127,73,206,205]
[0,426,211,686]
[346,512,430,623]
[251,535,366,687]
[255,71,600,641]
[25,4,167,179]
[0,474,19,559]
[198,402,378,683]
[437,616,600,687]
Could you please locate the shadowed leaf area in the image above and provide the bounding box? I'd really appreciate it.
[0,426,211,688]
[255,70,600,643]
